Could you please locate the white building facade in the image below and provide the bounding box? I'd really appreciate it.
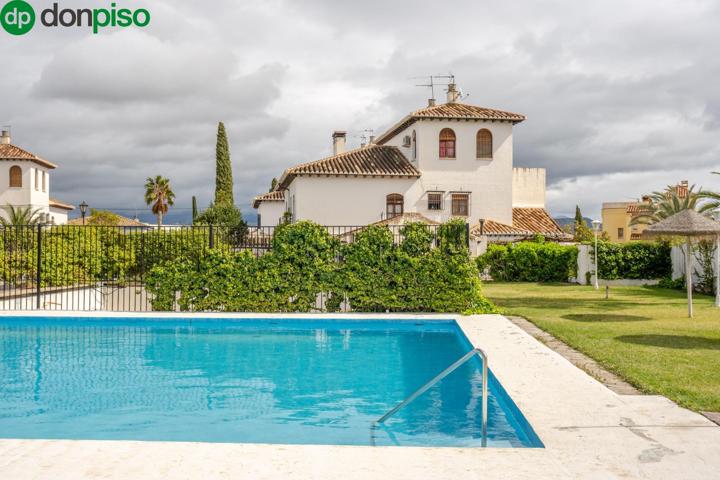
[253,84,565,240]
[0,130,74,224]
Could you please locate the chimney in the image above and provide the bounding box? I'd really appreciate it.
[332,131,346,155]
[369,135,376,145]
[428,98,436,107]
[446,83,460,103]
[0,130,10,145]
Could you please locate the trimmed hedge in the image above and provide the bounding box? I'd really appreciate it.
[144,220,497,314]
[593,241,671,280]
[476,240,578,282]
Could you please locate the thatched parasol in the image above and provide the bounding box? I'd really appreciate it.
[643,209,720,317]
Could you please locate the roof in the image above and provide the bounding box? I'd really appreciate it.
[49,198,74,211]
[375,101,526,145]
[336,213,440,239]
[471,208,571,239]
[626,203,653,215]
[252,190,285,209]
[67,214,147,227]
[278,145,420,189]
[642,209,720,237]
[0,143,57,169]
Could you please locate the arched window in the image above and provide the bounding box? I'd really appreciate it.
[439,128,456,159]
[476,129,493,159]
[411,130,417,161]
[386,193,403,218]
[9,166,22,187]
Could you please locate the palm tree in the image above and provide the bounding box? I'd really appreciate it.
[702,172,720,215]
[0,204,43,227]
[630,183,715,226]
[144,176,175,227]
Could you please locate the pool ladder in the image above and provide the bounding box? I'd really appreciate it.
[372,348,489,447]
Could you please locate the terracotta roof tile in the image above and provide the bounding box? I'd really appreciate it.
[67,214,147,227]
[376,101,525,145]
[0,143,57,169]
[252,189,285,208]
[49,198,74,211]
[411,103,526,122]
[279,145,420,188]
[471,208,571,239]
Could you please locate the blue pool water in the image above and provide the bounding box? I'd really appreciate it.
[0,317,542,448]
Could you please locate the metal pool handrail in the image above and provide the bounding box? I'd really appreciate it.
[374,347,489,447]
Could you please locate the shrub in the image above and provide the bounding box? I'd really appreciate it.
[477,241,578,282]
[593,241,671,280]
[145,220,496,314]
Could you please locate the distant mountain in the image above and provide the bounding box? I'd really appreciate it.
[554,216,594,230]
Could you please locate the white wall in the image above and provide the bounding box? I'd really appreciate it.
[49,206,69,225]
[287,176,420,225]
[0,161,52,222]
[382,118,515,225]
[257,201,285,226]
[513,168,546,208]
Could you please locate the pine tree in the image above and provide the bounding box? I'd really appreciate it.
[214,122,234,207]
[192,196,198,222]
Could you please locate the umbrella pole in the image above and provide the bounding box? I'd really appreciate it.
[716,234,719,308]
[686,238,693,318]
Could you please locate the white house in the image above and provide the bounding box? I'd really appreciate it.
[0,130,74,224]
[253,84,567,242]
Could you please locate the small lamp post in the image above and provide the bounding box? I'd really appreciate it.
[79,201,88,225]
[592,220,601,290]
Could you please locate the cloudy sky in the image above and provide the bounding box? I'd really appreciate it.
[2,0,719,222]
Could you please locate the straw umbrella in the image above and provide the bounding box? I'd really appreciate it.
[643,209,720,318]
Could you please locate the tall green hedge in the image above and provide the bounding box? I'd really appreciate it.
[476,240,578,282]
[144,220,497,314]
[593,241,671,280]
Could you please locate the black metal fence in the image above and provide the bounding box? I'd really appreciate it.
[0,223,456,312]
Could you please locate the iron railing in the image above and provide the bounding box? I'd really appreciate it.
[0,223,462,312]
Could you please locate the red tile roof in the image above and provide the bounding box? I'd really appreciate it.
[376,102,525,145]
[49,198,74,211]
[0,143,57,169]
[252,189,285,209]
[278,145,420,188]
[472,208,571,240]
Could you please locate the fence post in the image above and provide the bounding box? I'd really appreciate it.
[209,224,214,249]
[36,224,42,309]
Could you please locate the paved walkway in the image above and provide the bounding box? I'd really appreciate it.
[1,313,719,479]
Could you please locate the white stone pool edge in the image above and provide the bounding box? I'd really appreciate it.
[1,312,719,480]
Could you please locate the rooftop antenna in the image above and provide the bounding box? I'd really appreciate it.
[353,129,374,147]
[413,74,458,106]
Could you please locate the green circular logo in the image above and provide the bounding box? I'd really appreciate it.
[1,0,35,35]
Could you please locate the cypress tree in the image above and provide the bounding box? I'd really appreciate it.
[192,196,198,222]
[214,122,234,206]
[270,177,277,192]
[574,205,584,227]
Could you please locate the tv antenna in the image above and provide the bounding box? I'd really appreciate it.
[412,74,457,103]
[354,128,375,147]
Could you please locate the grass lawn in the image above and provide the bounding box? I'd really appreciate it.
[483,282,720,412]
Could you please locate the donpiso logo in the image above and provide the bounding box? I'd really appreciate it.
[1,1,150,35]
[1,0,35,35]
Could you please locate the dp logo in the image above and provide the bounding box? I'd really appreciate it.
[1,0,35,35]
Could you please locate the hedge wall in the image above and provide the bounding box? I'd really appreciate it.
[144,220,497,314]
[593,241,672,280]
[476,240,578,282]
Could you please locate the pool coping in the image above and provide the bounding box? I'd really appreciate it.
[1,311,719,479]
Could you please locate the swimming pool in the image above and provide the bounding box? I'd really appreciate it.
[0,316,542,448]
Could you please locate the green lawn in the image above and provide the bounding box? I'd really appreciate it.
[482,282,720,412]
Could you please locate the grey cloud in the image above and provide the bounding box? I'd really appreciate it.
[1,0,719,222]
